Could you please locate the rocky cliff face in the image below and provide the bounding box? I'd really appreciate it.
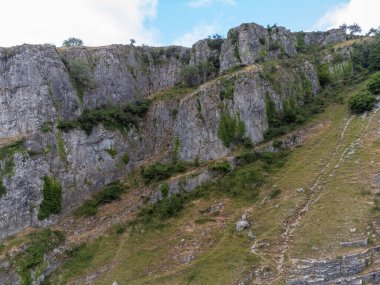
[0,21,340,241]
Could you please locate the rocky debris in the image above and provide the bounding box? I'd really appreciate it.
[200,202,224,215]
[297,188,305,193]
[248,231,256,239]
[112,281,118,285]
[236,214,250,231]
[287,246,380,284]
[339,239,368,247]
[373,174,380,186]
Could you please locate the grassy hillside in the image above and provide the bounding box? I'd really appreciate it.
[38,76,380,284]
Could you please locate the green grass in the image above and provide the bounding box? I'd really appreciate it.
[105,148,117,158]
[151,86,196,102]
[13,229,65,285]
[40,121,53,133]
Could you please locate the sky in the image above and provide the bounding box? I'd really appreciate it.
[0,0,379,48]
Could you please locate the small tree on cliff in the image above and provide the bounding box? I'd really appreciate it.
[62,37,83,47]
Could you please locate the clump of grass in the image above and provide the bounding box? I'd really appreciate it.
[75,182,126,217]
[55,131,67,163]
[40,121,53,133]
[0,140,24,160]
[105,148,117,158]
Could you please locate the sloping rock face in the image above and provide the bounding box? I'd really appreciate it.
[0,22,323,240]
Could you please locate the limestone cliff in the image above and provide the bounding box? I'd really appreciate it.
[0,22,344,240]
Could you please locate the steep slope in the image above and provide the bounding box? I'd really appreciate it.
[0,21,358,285]
[0,21,343,241]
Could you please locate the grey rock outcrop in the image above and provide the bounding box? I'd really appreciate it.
[0,44,320,240]
[220,23,297,72]
[287,246,380,284]
[303,28,347,47]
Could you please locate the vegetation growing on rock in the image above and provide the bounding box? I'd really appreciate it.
[58,99,150,134]
[38,176,62,220]
[348,91,377,113]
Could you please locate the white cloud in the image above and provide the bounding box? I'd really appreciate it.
[188,0,236,8]
[0,0,159,47]
[174,23,217,47]
[314,0,380,33]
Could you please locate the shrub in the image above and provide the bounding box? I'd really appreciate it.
[122,153,130,164]
[180,65,199,87]
[217,109,246,147]
[38,176,62,220]
[209,160,232,173]
[317,63,331,86]
[158,194,185,218]
[367,71,380,94]
[142,162,187,183]
[348,91,377,113]
[62,37,83,47]
[219,79,235,100]
[58,99,150,135]
[259,37,266,45]
[0,179,6,197]
[160,183,169,197]
[75,182,125,216]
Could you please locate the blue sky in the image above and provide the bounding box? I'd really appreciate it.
[152,0,348,46]
[0,0,378,47]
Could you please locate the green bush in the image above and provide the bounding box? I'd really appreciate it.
[58,99,150,135]
[348,91,377,113]
[180,65,199,87]
[217,109,246,147]
[160,183,169,197]
[38,176,62,220]
[142,162,187,183]
[219,79,235,100]
[367,72,380,94]
[75,182,125,216]
[122,153,130,164]
[62,37,83,47]
[317,63,331,86]
[158,194,185,218]
[209,160,232,173]
[0,179,6,197]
